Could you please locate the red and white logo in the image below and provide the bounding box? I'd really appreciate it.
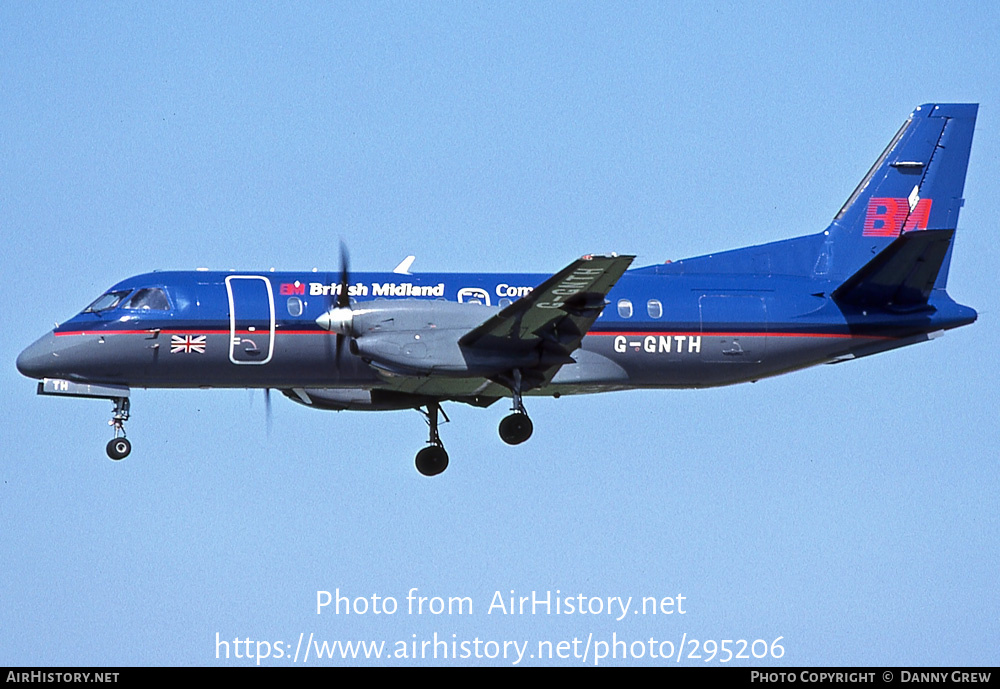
[862,197,932,237]
[280,282,305,295]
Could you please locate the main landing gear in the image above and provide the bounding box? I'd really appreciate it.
[412,371,536,477]
[105,396,131,460]
[498,369,533,446]
[415,402,449,477]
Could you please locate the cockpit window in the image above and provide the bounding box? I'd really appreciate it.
[83,290,133,313]
[123,288,171,310]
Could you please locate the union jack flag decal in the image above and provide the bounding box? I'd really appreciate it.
[170,334,206,354]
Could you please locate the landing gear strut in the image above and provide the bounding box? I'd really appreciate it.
[415,402,449,476]
[106,396,131,460]
[37,380,134,461]
[499,369,533,445]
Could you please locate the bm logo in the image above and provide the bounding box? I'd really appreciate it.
[863,197,932,237]
[280,282,306,295]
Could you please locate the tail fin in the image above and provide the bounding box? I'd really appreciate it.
[825,103,977,281]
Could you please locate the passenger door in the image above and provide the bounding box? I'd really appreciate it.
[225,276,275,365]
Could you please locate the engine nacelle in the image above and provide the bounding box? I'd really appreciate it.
[325,299,539,376]
[349,329,537,376]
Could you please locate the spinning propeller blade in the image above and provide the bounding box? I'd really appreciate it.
[335,241,350,364]
[265,387,272,437]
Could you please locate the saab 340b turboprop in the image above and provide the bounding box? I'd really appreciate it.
[17,103,979,476]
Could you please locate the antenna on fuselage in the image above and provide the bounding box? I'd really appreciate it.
[393,255,415,275]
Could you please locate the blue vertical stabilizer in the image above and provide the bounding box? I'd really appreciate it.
[825,103,977,282]
[641,104,977,285]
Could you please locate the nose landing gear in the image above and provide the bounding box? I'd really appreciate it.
[106,396,131,460]
[36,380,134,461]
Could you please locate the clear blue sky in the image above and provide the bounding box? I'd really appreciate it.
[2,1,997,666]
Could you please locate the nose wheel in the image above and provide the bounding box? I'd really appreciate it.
[106,396,131,460]
[106,437,131,460]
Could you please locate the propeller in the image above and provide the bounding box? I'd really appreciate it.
[264,387,273,437]
[336,241,351,309]
[315,241,354,366]
[249,387,274,438]
[335,242,350,364]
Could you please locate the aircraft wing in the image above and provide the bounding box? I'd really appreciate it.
[460,254,634,386]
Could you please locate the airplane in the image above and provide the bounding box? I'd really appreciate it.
[16,103,979,476]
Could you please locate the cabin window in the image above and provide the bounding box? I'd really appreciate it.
[286,296,303,317]
[84,290,133,313]
[617,299,633,319]
[647,299,662,319]
[123,288,171,311]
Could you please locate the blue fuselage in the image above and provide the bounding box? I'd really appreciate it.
[16,266,977,395]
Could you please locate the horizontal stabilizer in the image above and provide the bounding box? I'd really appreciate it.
[832,229,955,308]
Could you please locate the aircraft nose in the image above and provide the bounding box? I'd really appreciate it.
[16,332,59,379]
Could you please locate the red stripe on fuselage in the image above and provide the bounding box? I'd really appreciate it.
[54,329,321,336]
[55,329,896,340]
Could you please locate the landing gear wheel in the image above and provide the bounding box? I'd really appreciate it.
[499,413,533,445]
[106,437,131,461]
[415,445,449,476]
